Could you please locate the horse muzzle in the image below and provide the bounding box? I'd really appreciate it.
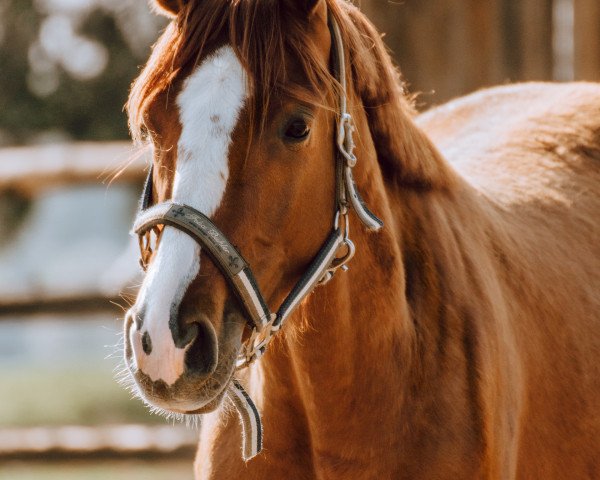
[123,306,244,413]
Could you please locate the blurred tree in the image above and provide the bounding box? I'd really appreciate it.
[0,0,165,146]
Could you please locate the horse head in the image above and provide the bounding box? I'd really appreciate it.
[123,0,372,416]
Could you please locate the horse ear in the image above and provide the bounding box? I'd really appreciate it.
[308,0,328,23]
[304,0,327,17]
[284,0,327,21]
[283,0,329,58]
[152,0,187,17]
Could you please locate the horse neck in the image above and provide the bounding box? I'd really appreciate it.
[255,84,492,475]
[260,249,415,472]
[253,9,503,472]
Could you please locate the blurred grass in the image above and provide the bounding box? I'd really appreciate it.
[0,366,162,427]
[0,461,193,480]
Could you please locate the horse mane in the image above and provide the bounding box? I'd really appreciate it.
[340,6,455,189]
[128,0,452,189]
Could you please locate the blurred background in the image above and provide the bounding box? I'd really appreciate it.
[0,0,598,478]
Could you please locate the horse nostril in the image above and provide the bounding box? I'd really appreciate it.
[170,318,198,348]
[127,307,145,332]
[185,316,218,376]
[141,331,152,355]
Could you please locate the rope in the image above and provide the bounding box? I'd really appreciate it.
[227,379,262,461]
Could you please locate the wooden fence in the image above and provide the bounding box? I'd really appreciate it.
[0,144,200,468]
[0,142,146,317]
[359,0,600,106]
[574,0,600,79]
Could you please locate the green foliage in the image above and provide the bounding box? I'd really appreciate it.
[0,1,165,145]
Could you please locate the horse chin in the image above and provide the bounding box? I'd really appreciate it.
[132,365,235,415]
[124,310,246,416]
[185,387,230,414]
[140,370,234,416]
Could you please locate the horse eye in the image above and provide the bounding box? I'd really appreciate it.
[284,119,310,141]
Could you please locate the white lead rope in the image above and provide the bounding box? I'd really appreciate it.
[227,379,262,460]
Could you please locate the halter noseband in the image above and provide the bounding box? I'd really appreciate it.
[132,13,382,460]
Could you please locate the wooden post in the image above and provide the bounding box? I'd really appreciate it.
[517,0,554,80]
[499,0,553,81]
[574,0,600,80]
[357,0,555,106]
[358,0,508,106]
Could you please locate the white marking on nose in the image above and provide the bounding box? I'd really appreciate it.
[131,46,248,385]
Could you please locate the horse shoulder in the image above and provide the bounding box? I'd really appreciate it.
[416,82,600,318]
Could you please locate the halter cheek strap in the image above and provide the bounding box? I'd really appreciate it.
[132,13,383,461]
[331,18,384,232]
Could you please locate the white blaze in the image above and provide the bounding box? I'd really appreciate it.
[131,46,248,385]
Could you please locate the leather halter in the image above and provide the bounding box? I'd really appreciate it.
[132,13,382,460]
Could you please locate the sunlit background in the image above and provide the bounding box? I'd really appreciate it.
[0,0,598,478]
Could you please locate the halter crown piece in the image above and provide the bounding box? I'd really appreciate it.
[132,13,383,461]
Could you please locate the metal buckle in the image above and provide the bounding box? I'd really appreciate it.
[236,313,278,370]
[319,210,356,285]
[318,238,355,286]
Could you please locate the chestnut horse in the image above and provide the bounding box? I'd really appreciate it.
[123,0,600,478]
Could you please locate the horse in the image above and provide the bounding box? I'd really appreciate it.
[122,0,600,478]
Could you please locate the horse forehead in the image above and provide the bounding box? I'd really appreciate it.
[173,45,248,215]
[176,45,247,139]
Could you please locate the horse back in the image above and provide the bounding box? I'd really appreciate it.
[419,82,600,199]
[417,82,600,299]
[418,82,600,476]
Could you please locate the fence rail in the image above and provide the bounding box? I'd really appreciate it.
[0,425,196,462]
[0,142,147,194]
[0,295,124,318]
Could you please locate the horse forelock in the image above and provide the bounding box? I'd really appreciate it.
[127,0,357,146]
